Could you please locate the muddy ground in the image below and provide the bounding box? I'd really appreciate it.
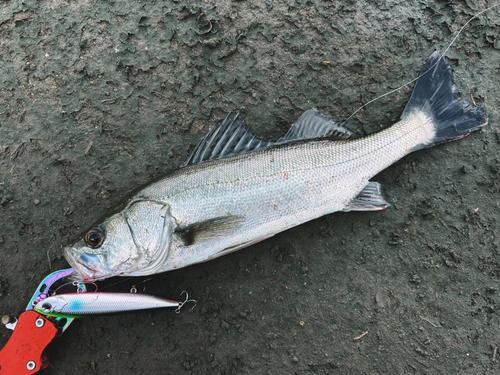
[1,0,500,374]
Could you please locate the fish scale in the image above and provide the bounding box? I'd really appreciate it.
[146,112,431,218]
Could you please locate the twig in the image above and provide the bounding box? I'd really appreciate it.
[471,93,476,106]
[85,141,93,155]
[354,330,368,340]
[47,248,51,271]
[152,91,169,98]
[419,316,440,328]
[493,346,497,362]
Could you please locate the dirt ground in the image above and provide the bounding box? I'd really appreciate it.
[1,0,500,374]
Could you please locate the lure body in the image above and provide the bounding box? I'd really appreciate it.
[34,293,179,318]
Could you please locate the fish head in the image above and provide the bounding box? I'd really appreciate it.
[65,200,175,281]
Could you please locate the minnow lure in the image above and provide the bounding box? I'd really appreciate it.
[34,292,182,318]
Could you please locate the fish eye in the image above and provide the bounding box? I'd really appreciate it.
[41,303,52,311]
[84,227,105,248]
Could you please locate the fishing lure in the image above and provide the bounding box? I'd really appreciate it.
[33,291,193,318]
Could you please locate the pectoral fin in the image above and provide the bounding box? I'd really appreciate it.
[175,216,245,246]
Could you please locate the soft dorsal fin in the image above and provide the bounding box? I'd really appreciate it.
[277,108,353,142]
[181,109,352,167]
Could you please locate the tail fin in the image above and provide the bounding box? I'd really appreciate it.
[402,51,488,149]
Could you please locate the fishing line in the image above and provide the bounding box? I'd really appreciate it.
[341,2,500,126]
[49,280,93,294]
[51,281,78,295]
[92,276,153,292]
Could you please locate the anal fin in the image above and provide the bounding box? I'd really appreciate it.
[343,182,390,212]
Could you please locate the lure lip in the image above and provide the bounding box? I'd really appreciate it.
[34,294,75,318]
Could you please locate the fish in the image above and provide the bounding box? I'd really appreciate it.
[34,292,180,318]
[64,51,487,282]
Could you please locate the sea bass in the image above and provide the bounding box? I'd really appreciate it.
[65,52,487,281]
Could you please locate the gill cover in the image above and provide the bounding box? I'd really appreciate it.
[122,200,175,275]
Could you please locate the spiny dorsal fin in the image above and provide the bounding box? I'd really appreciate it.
[181,109,352,167]
[181,114,273,167]
[343,182,390,212]
[277,108,353,143]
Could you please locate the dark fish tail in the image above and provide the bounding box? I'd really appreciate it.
[402,51,488,150]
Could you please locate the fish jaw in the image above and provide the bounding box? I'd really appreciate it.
[64,247,110,281]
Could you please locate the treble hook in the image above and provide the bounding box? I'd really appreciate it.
[175,291,197,313]
[72,280,96,293]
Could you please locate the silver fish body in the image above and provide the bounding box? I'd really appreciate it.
[65,52,487,281]
[34,293,179,318]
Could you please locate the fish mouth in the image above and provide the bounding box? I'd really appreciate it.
[64,247,102,282]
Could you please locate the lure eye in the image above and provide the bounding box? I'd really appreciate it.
[41,303,52,311]
[85,227,105,248]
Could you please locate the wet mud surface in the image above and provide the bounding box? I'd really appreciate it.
[1,0,500,374]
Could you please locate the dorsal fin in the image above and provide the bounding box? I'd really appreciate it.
[277,108,353,143]
[181,109,353,167]
[181,114,273,167]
